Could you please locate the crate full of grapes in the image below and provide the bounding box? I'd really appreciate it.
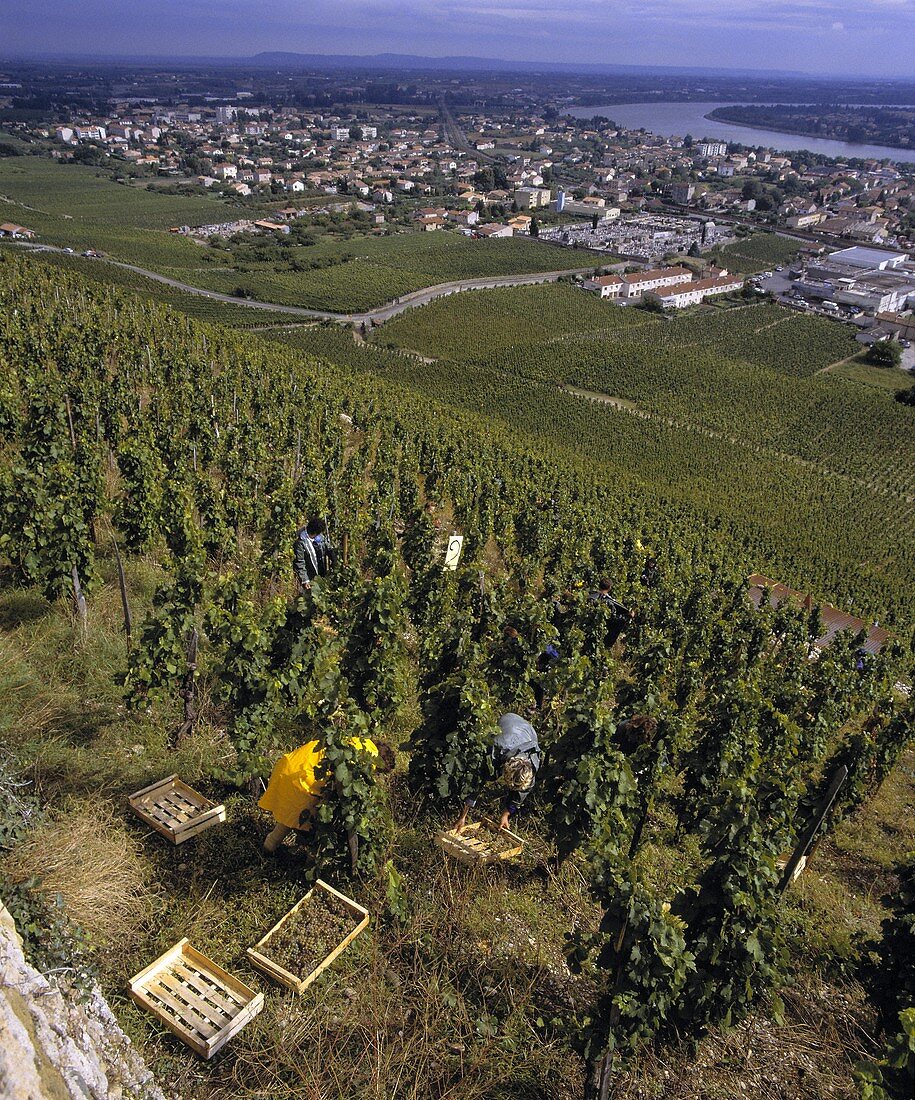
[246,879,369,993]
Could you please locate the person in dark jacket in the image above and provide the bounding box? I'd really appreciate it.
[640,557,660,590]
[590,579,634,646]
[294,518,337,589]
[454,712,541,833]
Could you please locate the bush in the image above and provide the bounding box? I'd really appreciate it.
[866,340,903,368]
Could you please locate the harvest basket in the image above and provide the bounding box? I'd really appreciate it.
[436,816,524,865]
[128,774,226,844]
[247,879,369,993]
[128,939,263,1058]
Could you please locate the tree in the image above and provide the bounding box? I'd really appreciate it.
[529,217,539,237]
[867,340,903,368]
[895,384,915,406]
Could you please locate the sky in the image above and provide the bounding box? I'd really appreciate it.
[4,0,915,78]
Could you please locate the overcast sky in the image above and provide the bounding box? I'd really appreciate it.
[5,0,915,78]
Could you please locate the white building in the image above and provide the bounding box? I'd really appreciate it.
[621,266,693,299]
[55,126,75,144]
[698,142,727,158]
[215,106,237,125]
[583,274,625,299]
[73,125,106,141]
[332,126,351,141]
[647,273,744,308]
[827,246,908,271]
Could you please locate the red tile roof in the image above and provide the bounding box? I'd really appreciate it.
[747,574,889,654]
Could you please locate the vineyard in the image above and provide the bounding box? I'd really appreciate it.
[368,288,915,559]
[5,247,295,328]
[160,232,590,312]
[710,232,804,274]
[1,251,914,1100]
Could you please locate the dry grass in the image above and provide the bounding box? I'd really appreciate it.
[1,798,160,949]
[611,976,875,1100]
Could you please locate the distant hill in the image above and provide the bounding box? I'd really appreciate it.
[247,52,803,78]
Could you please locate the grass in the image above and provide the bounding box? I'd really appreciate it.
[827,355,914,392]
[1,559,913,1100]
[0,798,161,950]
[0,153,589,311]
[711,232,803,274]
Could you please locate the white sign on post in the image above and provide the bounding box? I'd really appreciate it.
[443,534,464,571]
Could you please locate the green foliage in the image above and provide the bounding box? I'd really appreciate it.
[567,853,694,1065]
[867,340,903,368]
[543,661,636,860]
[407,658,499,806]
[676,779,788,1032]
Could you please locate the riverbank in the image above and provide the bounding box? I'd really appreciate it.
[706,107,914,155]
[564,101,915,163]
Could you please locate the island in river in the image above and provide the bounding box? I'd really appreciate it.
[707,105,915,153]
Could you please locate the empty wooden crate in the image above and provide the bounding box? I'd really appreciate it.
[436,816,524,865]
[129,939,263,1058]
[247,879,369,993]
[128,775,226,844]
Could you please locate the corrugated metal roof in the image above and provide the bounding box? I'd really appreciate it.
[747,574,889,654]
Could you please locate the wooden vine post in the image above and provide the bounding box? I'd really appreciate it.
[778,765,848,894]
[112,538,133,652]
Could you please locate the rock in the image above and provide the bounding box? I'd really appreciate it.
[0,901,164,1100]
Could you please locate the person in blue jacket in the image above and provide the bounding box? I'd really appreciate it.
[454,712,541,833]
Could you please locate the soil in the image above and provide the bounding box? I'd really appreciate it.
[260,888,357,978]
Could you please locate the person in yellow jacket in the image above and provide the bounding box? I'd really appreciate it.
[259,737,395,853]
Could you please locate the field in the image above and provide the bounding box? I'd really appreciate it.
[711,232,804,273]
[1,254,913,1100]
[1,247,300,328]
[0,153,589,311]
[370,287,914,508]
[158,232,591,312]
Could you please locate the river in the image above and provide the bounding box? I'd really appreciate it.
[565,101,915,164]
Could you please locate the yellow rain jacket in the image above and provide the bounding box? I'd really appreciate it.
[258,738,378,830]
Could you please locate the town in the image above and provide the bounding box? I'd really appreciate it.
[1,61,915,337]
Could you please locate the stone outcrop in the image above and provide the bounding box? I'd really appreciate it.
[0,900,164,1100]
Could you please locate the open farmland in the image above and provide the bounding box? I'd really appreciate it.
[0,154,591,311]
[162,231,592,311]
[711,232,804,273]
[370,288,915,506]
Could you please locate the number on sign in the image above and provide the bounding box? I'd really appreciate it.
[443,535,464,571]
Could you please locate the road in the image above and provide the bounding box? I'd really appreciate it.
[438,99,494,164]
[15,243,601,326]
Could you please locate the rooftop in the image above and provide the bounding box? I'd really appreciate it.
[747,574,889,655]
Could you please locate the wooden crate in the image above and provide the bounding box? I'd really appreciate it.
[128,775,226,844]
[129,939,263,1058]
[436,816,524,865]
[247,879,369,994]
